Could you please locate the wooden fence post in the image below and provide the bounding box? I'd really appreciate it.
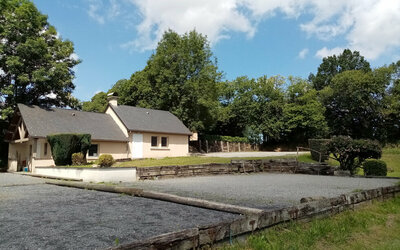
[206,140,209,153]
[227,141,230,152]
[238,142,241,152]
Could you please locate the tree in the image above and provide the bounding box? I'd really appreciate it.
[107,30,222,132]
[82,91,108,112]
[310,49,371,90]
[383,60,400,143]
[320,69,390,141]
[282,77,328,143]
[0,0,80,121]
[327,136,382,175]
[217,75,285,143]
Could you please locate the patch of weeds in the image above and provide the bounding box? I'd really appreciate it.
[114,237,119,246]
[352,188,363,193]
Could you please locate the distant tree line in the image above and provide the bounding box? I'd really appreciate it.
[83,30,400,146]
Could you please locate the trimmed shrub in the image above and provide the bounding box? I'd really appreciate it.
[98,154,115,167]
[71,152,86,166]
[326,136,382,174]
[47,134,91,166]
[363,159,387,176]
[308,139,330,161]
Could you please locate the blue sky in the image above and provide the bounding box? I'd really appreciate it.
[32,0,400,102]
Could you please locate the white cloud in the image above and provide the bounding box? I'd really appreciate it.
[88,0,105,24]
[85,0,399,61]
[315,47,345,58]
[126,0,255,51]
[298,48,309,59]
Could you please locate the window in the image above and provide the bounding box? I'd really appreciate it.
[44,143,48,156]
[88,144,98,157]
[151,136,158,147]
[161,137,168,147]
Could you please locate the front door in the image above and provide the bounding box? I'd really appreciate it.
[132,133,143,159]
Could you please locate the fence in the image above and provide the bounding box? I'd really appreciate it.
[189,140,259,153]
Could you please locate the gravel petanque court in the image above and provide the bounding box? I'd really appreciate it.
[125,173,399,210]
[0,173,398,249]
[0,173,238,249]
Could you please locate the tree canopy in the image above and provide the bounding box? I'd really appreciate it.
[0,0,80,120]
[309,49,371,91]
[91,30,222,132]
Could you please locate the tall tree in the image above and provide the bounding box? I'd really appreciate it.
[112,30,222,132]
[320,68,391,141]
[282,77,328,143]
[310,49,371,90]
[0,0,80,120]
[217,75,285,143]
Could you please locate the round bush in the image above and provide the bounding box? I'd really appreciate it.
[71,152,85,166]
[363,159,387,176]
[98,154,115,167]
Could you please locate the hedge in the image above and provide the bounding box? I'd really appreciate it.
[308,139,330,162]
[202,135,249,143]
[363,159,387,176]
[47,134,91,166]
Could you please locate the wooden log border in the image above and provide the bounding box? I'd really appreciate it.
[45,180,400,250]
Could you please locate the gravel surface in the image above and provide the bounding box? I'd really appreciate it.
[126,173,399,210]
[0,173,45,186]
[202,151,307,158]
[0,174,238,249]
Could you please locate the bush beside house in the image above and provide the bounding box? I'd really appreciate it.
[47,134,91,166]
[71,152,86,166]
[98,154,115,167]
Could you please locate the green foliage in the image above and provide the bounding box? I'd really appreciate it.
[282,78,329,143]
[105,30,222,132]
[218,75,285,142]
[0,0,81,121]
[98,154,115,167]
[363,159,387,176]
[320,69,390,141]
[71,152,86,166]
[46,134,91,166]
[310,49,371,91]
[82,91,108,112]
[308,139,330,161]
[202,135,249,143]
[326,136,382,174]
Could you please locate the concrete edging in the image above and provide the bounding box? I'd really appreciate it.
[35,167,137,182]
[45,180,400,249]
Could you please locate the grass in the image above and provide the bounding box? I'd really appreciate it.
[114,154,315,168]
[382,147,400,177]
[219,196,400,250]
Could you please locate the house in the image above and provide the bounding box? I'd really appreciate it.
[6,96,192,172]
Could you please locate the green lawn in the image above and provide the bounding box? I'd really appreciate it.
[220,196,400,250]
[61,147,399,174]
[382,147,400,177]
[114,154,312,168]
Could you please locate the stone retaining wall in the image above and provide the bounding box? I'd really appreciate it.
[136,159,335,180]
